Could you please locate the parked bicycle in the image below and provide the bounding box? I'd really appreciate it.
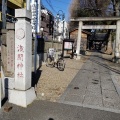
[45,48,65,71]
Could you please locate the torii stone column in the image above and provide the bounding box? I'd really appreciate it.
[8,9,36,107]
[76,21,83,60]
[115,20,120,62]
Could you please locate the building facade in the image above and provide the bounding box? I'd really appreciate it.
[53,17,68,42]
[70,28,91,52]
[57,20,68,41]
[0,0,26,28]
[40,5,54,40]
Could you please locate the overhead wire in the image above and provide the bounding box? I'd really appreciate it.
[44,0,57,14]
[42,0,67,17]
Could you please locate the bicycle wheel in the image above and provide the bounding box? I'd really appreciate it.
[46,57,54,67]
[57,58,65,71]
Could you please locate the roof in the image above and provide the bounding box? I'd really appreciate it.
[63,39,74,42]
[89,33,108,41]
[70,27,91,35]
[41,4,54,16]
[70,17,120,22]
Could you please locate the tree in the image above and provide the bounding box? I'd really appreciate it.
[111,0,120,16]
[69,0,81,18]
[68,0,81,30]
[69,0,112,29]
[69,0,112,18]
[69,0,120,54]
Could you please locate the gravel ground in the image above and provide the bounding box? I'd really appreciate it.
[35,52,91,102]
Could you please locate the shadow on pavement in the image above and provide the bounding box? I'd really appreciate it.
[90,54,112,62]
[32,69,42,87]
[2,97,8,106]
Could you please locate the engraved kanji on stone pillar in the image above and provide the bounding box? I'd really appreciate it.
[8,9,36,107]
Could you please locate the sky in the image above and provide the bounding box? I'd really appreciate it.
[41,0,71,21]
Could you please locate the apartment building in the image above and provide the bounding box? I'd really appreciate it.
[41,5,54,40]
[0,1,54,40]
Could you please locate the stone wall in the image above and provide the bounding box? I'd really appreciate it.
[36,39,62,53]
[32,39,62,68]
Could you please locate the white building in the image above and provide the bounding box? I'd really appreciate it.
[58,20,68,41]
[54,18,68,42]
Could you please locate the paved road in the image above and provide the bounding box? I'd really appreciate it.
[59,52,120,113]
[0,100,120,120]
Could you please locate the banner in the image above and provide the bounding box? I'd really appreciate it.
[30,0,41,33]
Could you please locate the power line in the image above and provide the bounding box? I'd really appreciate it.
[45,0,57,13]
[42,0,67,16]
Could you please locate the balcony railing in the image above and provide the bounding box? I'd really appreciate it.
[8,0,25,8]
[41,21,46,28]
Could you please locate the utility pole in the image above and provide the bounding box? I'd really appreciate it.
[2,0,7,29]
[62,14,65,40]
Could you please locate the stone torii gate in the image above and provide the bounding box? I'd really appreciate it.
[70,17,120,60]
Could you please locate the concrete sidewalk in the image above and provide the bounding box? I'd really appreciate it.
[59,52,120,113]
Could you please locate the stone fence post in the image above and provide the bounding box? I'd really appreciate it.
[1,23,15,104]
[8,9,36,107]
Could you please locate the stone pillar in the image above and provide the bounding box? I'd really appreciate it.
[6,25,15,73]
[115,20,120,62]
[8,9,36,107]
[105,34,113,55]
[76,21,83,60]
[1,23,15,101]
[1,23,15,76]
[1,29,8,76]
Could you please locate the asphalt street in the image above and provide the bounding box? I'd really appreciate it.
[0,100,120,120]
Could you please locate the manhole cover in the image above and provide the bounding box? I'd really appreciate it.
[74,87,79,89]
[107,79,111,81]
[92,79,99,82]
[48,118,54,120]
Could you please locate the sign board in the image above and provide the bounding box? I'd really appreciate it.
[7,31,15,72]
[49,48,55,56]
[30,0,41,33]
[64,42,72,50]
